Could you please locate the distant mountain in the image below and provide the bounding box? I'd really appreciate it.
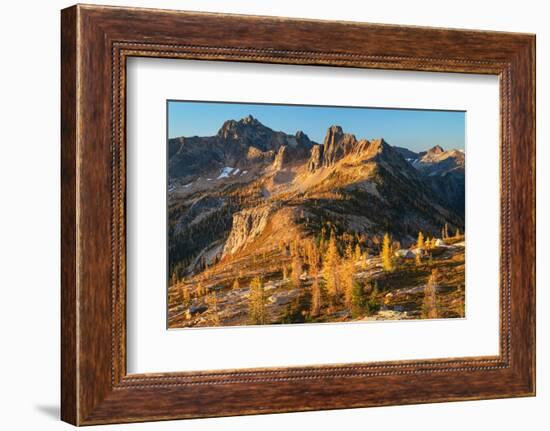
[168,115,315,179]
[393,146,420,161]
[167,116,465,277]
[394,144,465,217]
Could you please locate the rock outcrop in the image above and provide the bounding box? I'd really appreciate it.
[306,126,408,174]
[322,125,358,166]
[222,205,274,256]
[307,144,324,172]
[272,145,288,170]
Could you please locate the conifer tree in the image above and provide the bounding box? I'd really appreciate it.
[206,292,221,326]
[341,243,355,307]
[248,277,267,325]
[322,232,341,301]
[180,284,190,305]
[422,269,439,319]
[381,233,394,272]
[196,281,205,297]
[232,279,240,290]
[455,228,461,239]
[354,243,362,262]
[310,276,322,318]
[417,231,424,250]
[291,253,303,288]
[170,271,178,288]
[307,239,320,271]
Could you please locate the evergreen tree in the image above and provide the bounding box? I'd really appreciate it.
[248,277,267,325]
[381,233,394,272]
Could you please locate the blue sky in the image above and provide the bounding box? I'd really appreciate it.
[168,101,465,152]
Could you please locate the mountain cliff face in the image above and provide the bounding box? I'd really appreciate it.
[168,116,465,277]
[222,204,274,256]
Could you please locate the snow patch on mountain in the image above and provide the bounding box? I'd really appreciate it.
[217,166,235,179]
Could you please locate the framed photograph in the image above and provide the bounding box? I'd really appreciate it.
[61,4,535,425]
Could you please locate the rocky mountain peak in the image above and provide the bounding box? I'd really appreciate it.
[427,144,445,155]
[295,130,307,139]
[217,115,268,138]
[308,127,396,172]
[241,114,258,125]
[322,125,358,166]
[326,125,344,136]
[307,144,324,172]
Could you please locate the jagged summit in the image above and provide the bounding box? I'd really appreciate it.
[217,114,271,139]
[242,114,258,124]
[307,125,397,172]
[418,144,464,167]
[169,116,315,178]
[427,144,445,155]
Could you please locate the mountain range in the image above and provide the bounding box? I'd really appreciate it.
[167,115,465,277]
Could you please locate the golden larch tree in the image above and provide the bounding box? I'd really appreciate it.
[195,281,205,297]
[354,243,362,262]
[417,231,424,250]
[422,269,439,319]
[341,243,356,307]
[380,233,394,272]
[310,276,322,317]
[248,277,267,325]
[282,264,288,281]
[180,284,190,305]
[322,232,341,301]
[206,292,221,326]
[291,252,304,288]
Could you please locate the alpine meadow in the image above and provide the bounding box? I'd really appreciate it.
[167,102,466,328]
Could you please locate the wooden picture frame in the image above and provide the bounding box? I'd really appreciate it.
[61,4,535,425]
